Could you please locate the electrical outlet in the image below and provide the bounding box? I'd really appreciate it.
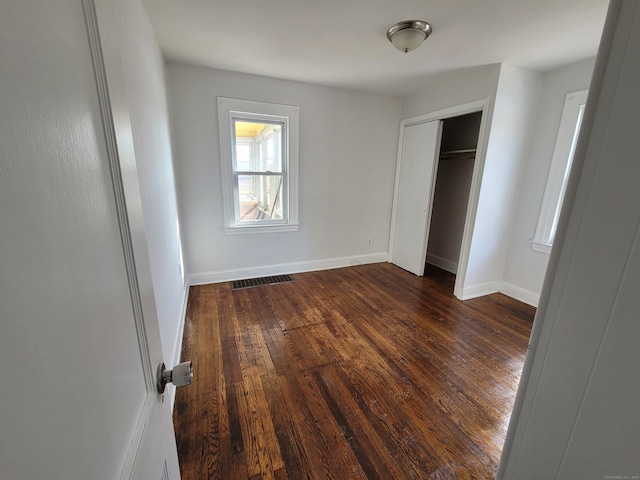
[367,237,372,245]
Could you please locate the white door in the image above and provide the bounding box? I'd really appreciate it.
[390,121,443,275]
[0,1,179,479]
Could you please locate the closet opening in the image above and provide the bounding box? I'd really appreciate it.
[390,99,488,299]
[424,112,482,284]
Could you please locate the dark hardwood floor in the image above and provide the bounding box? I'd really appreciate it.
[173,262,535,480]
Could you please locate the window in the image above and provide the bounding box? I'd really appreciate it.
[531,90,588,254]
[217,97,299,234]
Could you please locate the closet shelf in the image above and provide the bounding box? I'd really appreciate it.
[439,148,476,161]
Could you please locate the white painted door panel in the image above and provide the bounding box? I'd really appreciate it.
[391,121,442,275]
[92,0,182,476]
[0,1,179,479]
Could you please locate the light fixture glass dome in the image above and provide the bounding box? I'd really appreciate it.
[387,20,432,53]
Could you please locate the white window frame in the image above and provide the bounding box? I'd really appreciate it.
[217,97,299,234]
[531,90,588,254]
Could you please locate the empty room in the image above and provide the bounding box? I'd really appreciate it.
[2,1,639,480]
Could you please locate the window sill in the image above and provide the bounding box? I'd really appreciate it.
[530,240,552,254]
[224,223,300,235]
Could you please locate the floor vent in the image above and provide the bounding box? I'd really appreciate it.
[232,274,294,290]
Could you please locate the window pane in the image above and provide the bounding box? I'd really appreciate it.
[235,142,252,171]
[237,174,284,221]
[234,120,283,173]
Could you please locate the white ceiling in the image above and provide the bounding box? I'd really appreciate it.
[142,0,609,98]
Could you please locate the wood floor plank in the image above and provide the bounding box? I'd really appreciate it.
[313,367,410,480]
[174,263,535,479]
[234,379,272,478]
[345,307,506,459]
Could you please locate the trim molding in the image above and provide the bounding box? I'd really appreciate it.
[530,240,552,254]
[187,253,388,286]
[499,281,540,307]
[426,253,458,274]
[187,255,540,307]
[458,280,502,300]
[459,279,540,307]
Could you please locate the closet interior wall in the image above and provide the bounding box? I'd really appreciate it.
[426,112,482,276]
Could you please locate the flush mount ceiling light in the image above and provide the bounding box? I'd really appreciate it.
[387,20,432,53]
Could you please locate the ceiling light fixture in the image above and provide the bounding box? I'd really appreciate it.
[386,20,432,54]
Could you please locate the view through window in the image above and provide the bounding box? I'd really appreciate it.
[234,120,284,222]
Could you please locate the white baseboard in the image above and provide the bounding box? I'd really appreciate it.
[459,279,540,307]
[499,281,540,307]
[426,253,458,274]
[168,283,190,413]
[458,280,502,300]
[186,252,389,286]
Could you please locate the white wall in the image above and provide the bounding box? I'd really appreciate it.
[114,0,187,372]
[401,64,501,119]
[401,64,542,300]
[502,59,595,305]
[499,1,640,477]
[427,157,475,273]
[168,65,402,283]
[463,65,542,298]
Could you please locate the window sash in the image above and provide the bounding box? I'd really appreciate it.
[232,119,287,225]
[234,172,285,224]
[232,119,285,173]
